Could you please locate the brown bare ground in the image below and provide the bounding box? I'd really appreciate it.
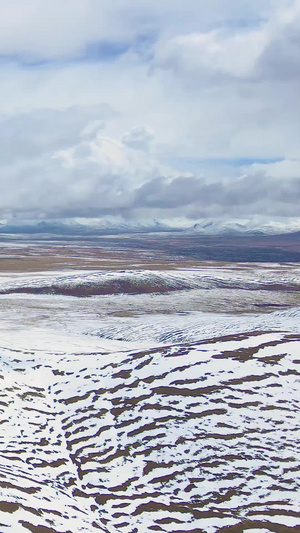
[0,248,204,272]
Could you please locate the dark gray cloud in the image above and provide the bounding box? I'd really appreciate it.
[133,173,300,218]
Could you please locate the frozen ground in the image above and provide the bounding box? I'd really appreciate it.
[0,262,299,532]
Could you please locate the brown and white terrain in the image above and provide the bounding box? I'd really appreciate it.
[0,236,299,532]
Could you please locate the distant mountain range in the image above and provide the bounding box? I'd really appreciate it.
[0,217,300,236]
[185,218,300,236]
[0,218,173,235]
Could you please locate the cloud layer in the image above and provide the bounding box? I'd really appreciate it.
[0,1,299,222]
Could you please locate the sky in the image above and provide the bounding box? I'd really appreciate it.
[0,0,300,224]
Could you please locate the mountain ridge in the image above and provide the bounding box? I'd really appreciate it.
[0,217,300,236]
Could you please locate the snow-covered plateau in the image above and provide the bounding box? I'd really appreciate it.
[0,262,299,532]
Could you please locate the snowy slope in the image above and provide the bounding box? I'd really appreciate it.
[0,265,299,532]
[0,330,299,532]
[0,263,299,296]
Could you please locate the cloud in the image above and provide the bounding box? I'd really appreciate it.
[256,0,300,81]
[0,1,299,223]
[133,170,300,218]
[0,108,178,218]
[152,1,300,83]
[0,105,112,165]
[242,159,300,179]
[0,0,274,61]
[0,105,299,221]
[122,125,154,150]
[153,28,267,80]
